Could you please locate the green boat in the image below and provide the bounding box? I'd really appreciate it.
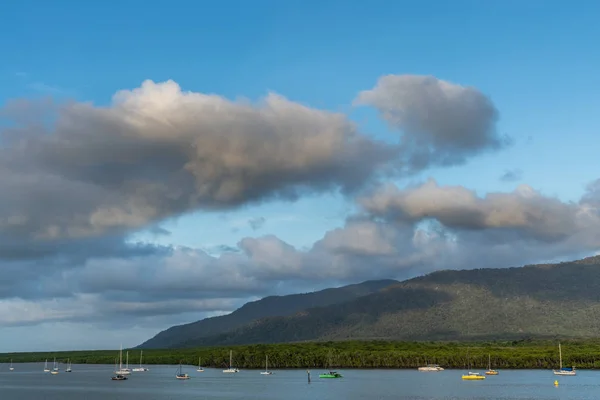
[319,371,343,378]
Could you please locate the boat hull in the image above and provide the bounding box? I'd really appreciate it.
[115,370,131,375]
[553,370,576,376]
[462,375,485,380]
[319,374,342,378]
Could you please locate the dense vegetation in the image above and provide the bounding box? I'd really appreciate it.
[149,255,600,347]
[139,279,397,349]
[4,340,600,369]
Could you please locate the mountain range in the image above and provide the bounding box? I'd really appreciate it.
[138,255,600,349]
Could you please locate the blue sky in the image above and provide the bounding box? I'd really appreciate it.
[1,0,600,351]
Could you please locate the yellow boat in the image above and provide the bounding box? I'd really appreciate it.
[461,349,485,380]
[462,372,486,380]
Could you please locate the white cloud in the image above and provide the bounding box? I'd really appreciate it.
[356,74,508,170]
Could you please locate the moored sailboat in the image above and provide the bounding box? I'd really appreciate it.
[9,359,14,371]
[222,350,239,373]
[196,357,204,372]
[260,355,273,375]
[115,345,131,375]
[44,359,50,373]
[553,343,576,376]
[176,361,190,380]
[66,358,72,372]
[132,350,149,372]
[485,354,498,375]
[50,358,59,374]
[462,349,485,380]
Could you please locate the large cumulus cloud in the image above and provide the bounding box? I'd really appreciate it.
[1,80,396,241]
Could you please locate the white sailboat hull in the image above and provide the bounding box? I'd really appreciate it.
[115,370,131,375]
[553,370,576,375]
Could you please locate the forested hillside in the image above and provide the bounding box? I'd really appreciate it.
[139,279,397,349]
[144,256,600,347]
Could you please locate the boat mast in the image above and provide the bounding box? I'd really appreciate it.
[230,350,232,369]
[467,348,470,370]
[559,343,563,369]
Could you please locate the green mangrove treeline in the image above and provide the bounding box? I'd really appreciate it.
[4,340,600,369]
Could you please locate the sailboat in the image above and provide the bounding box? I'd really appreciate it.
[461,349,485,380]
[223,350,239,373]
[176,360,190,379]
[319,352,342,378]
[111,357,128,380]
[9,359,14,371]
[66,358,72,372]
[260,355,273,375]
[122,351,131,373]
[196,357,204,372]
[44,359,50,373]
[115,345,131,375]
[485,354,498,375]
[51,358,59,375]
[553,343,576,375]
[132,351,149,372]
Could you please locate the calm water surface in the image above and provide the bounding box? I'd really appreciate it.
[0,363,598,399]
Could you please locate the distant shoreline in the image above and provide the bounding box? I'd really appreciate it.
[2,339,599,370]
